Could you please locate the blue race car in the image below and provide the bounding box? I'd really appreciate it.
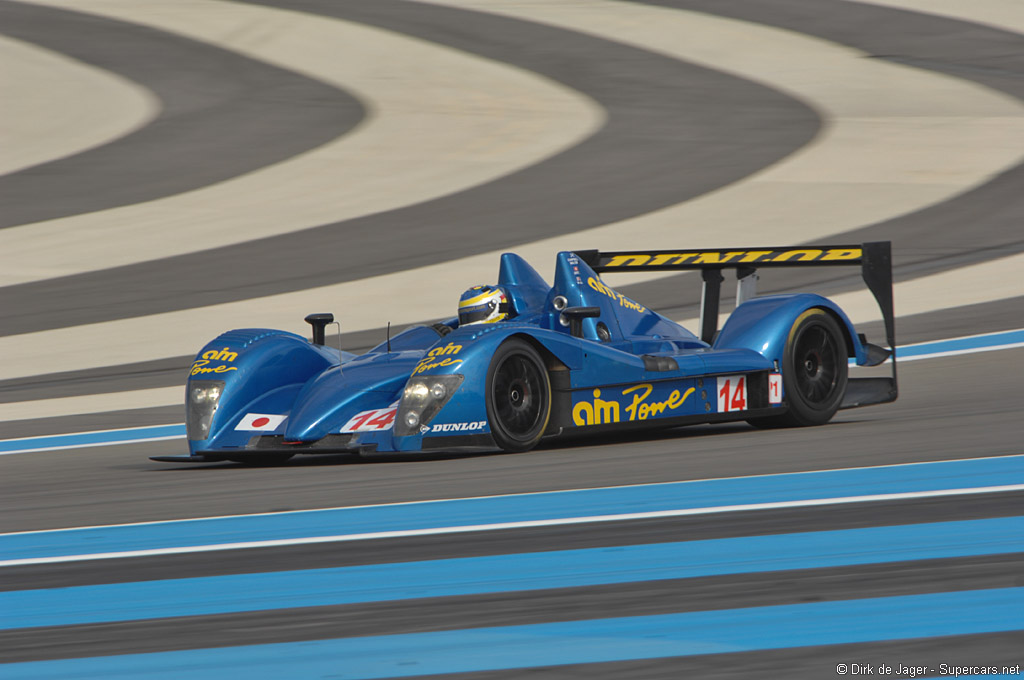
[153,243,897,464]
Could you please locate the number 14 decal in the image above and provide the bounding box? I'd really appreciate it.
[340,404,397,433]
[717,376,747,412]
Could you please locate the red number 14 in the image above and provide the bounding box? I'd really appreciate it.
[718,377,747,412]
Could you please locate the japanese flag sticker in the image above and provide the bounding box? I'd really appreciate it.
[235,413,287,431]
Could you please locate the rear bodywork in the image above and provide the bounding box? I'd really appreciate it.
[155,243,896,463]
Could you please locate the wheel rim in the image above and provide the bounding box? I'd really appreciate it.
[793,323,840,405]
[492,354,544,439]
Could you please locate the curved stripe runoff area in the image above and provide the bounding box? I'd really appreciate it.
[0,0,363,230]
[2,0,1022,382]
[0,0,818,332]
[0,0,604,287]
[0,34,158,176]
[857,0,1024,34]
[421,0,1024,275]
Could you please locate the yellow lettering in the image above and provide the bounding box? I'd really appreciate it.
[598,248,857,268]
[427,342,462,358]
[649,253,697,266]
[772,249,823,262]
[216,348,238,362]
[666,389,687,409]
[202,347,238,362]
[572,401,593,427]
[413,357,462,376]
[737,251,774,263]
[695,251,744,265]
[605,254,651,267]
[623,384,695,421]
[593,389,619,424]
[573,389,620,426]
[588,277,616,300]
[623,384,653,420]
[189,360,238,376]
[821,248,862,261]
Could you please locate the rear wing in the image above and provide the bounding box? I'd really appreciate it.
[576,242,896,407]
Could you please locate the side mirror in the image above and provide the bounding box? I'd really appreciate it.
[559,306,600,338]
[305,313,334,346]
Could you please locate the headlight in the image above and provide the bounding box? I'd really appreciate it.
[190,384,222,404]
[395,374,464,436]
[405,382,430,403]
[403,410,421,429]
[186,380,225,440]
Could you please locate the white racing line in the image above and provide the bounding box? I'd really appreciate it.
[2,453,1023,562]
[2,0,1023,419]
[0,34,159,176]
[7,485,1024,566]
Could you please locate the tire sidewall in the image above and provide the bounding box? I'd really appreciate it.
[782,308,848,426]
[485,338,551,452]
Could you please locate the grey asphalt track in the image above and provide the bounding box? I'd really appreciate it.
[1,0,1022,676]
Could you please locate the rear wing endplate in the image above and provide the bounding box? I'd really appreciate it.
[576,242,896,407]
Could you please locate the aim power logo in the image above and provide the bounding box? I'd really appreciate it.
[190,347,239,376]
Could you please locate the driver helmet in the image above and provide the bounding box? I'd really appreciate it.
[458,285,509,326]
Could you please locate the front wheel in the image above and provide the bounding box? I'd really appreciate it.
[748,308,848,428]
[485,339,551,452]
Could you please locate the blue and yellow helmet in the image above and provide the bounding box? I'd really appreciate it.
[458,285,509,326]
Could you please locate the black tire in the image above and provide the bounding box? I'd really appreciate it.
[748,308,848,428]
[485,339,551,452]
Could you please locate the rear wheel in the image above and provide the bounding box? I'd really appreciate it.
[485,339,551,452]
[748,308,848,428]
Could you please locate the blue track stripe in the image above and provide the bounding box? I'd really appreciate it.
[3,587,1023,679]
[3,455,1023,562]
[0,425,185,454]
[899,328,1024,359]
[4,516,1022,630]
